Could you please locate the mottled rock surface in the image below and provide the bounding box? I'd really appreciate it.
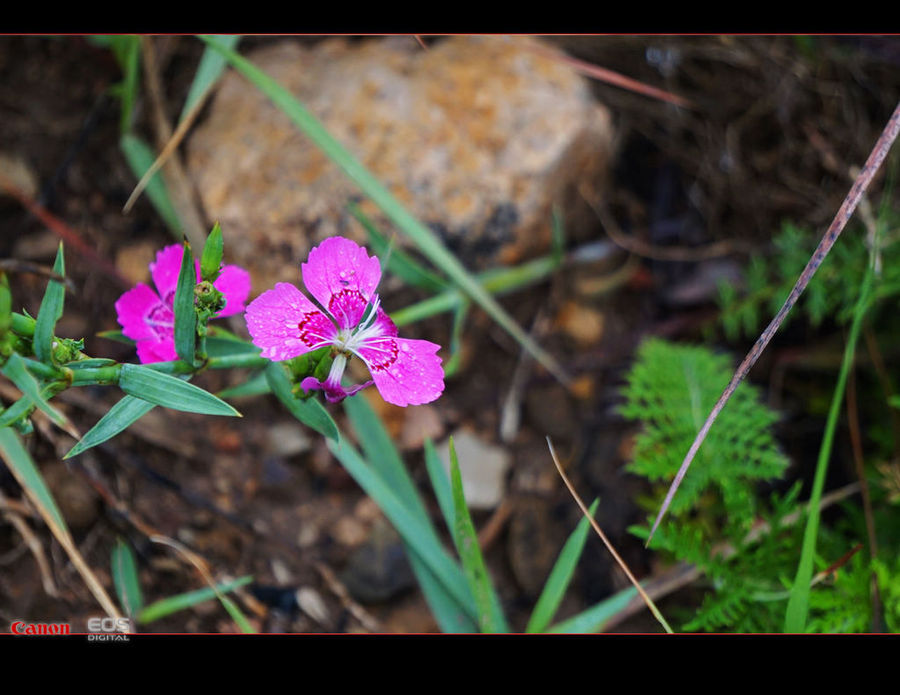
[187,36,614,288]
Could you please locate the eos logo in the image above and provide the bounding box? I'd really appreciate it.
[87,617,133,641]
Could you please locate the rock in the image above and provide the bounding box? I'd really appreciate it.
[265,422,312,458]
[41,463,99,530]
[554,300,605,346]
[187,36,614,287]
[339,520,415,603]
[436,428,511,510]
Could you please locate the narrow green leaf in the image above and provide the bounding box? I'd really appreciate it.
[111,537,144,616]
[96,329,135,346]
[1,352,69,428]
[67,358,118,369]
[199,35,570,386]
[120,134,182,236]
[64,394,156,458]
[424,439,455,538]
[173,241,197,365]
[0,427,68,532]
[33,243,65,363]
[327,436,478,621]
[348,202,448,292]
[119,363,240,417]
[443,299,469,378]
[890,395,900,410]
[179,35,241,124]
[342,397,474,632]
[200,222,224,281]
[784,237,878,633]
[216,371,270,400]
[448,437,509,633]
[205,336,261,358]
[547,585,640,633]
[264,362,338,441]
[526,498,599,633]
[136,575,253,624]
[344,395,430,522]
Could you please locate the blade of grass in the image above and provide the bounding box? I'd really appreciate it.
[0,427,122,619]
[173,241,197,365]
[448,437,509,633]
[348,202,448,292]
[783,222,879,633]
[264,362,338,441]
[180,36,240,123]
[424,439,455,537]
[327,436,478,621]
[216,371,270,400]
[33,243,65,364]
[342,396,475,632]
[120,133,183,237]
[136,575,253,624]
[111,537,144,616]
[648,99,900,544]
[548,436,673,633]
[526,498,599,633]
[199,35,571,387]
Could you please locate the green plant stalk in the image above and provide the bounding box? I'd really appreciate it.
[198,35,570,386]
[783,245,877,633]
[390,255,559,327]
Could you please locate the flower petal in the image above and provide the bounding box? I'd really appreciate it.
[302,236,382,330]
[115,283,165,343]
[357,336,444,407]
[245,282,337,361]
[136,337,178,364]
[214,264,251,317]
[149,244,185,305]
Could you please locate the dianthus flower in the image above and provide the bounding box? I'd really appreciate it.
[245,236,444,407]
[115,244,251,363]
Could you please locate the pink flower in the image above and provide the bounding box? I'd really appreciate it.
[115,244,251,363]
[245,236,444,407]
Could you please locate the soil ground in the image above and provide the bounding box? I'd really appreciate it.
[2,35,899,634]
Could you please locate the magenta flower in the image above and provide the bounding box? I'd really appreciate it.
[245,236,444,407]
[115,244,251,363]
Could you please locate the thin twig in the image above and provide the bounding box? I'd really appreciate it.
[547,436,674,633]
[649,99,900,543]
[139,36,207,248]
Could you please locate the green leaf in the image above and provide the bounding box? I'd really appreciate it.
[547,585,640,633]
[1,352,69,429]
[0,427,68,532]
[173,241,197,365]
[0,272,11,334]
[348,202,448,292]
[448,437,509,633]
[327,436,478,622]
[111,537,144,616]
[33,243,65,363]
[96,329,135,346]
[136,575,253,624]
[264,362,338,441]
[526,498,599,633]
[67,358,117,369]
[179,35,241,124]
[118,363,240,417]
[64,394,156,458]
[424,438,455,537]
[216,371,270,400]
[343,397,475,632]
[120,134,182,236]
[198,35,570,386]
[344,395,430,522]
[205,336,261,358]
[200,222,224,282]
